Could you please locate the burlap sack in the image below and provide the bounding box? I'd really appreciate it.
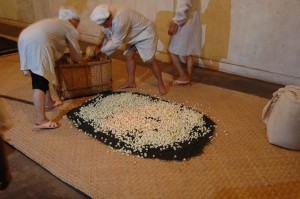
[262,85,300,150]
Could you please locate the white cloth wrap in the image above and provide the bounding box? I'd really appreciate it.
[169,0,201,56]
[59,8,79,21]
[18,18,82,85]
[90,4,110,25]
[262,85,300,150]
[100,7,157,62]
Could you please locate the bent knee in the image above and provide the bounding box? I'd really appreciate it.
[124,51,135,61]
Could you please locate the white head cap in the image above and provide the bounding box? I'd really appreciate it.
[90,4,110,25]
[59,8,80,21]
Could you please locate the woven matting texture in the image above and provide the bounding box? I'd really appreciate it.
[1,54,300,198]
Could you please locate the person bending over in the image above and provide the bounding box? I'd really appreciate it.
[90,4,167,95]
[18,8,82,130]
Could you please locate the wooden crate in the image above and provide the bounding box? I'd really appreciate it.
[56,59,112,99]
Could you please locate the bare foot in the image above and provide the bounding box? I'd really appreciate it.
[159,86,167,95]
[45,100,63,111]
[119,82,136,89]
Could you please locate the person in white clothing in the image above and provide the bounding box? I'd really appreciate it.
[18,8,82,130]
[168,0,201,85]
[90,4,167,95]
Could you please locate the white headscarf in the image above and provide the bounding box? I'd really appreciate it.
[90,4,110,25]
[59,8,80,21]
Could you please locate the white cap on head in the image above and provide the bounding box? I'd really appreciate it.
[59,8,80,21]
[90,4,110,25]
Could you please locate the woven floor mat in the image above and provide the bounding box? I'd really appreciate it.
[0,54,32,102]
[1,55,300,198]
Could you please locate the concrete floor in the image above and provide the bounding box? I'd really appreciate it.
[0,22,282,198]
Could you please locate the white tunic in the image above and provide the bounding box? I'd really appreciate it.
[169,0,201,56]
[101,7,157,62]
[18,18,82,85]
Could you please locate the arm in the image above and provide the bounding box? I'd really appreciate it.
[173,0,192,26]
[65,29,82,62]
[95,27,112,57]
[168,0,192,35]
[100,16,129,56]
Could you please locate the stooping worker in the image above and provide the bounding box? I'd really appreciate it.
[90,4,167,95]
[18,8,82,130]
[168,0,201,85]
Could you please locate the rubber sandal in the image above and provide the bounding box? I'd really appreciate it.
[172,79,191,86]
[33,121,61,131]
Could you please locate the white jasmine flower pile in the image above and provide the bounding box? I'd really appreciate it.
[67,92,216,161]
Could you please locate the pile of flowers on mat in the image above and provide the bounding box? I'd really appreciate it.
[67,92,216,161]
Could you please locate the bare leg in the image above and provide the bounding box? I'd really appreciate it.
[32,89,60,130]
[120,51,137,89]
[45,89,54,108]
[33,89,48,124]
[186,56,193,80]
[147,59,167,95]
[169,51,188,81]
[45,86,62,111]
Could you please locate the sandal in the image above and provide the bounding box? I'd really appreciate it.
[33,121,61,131]
[172,79,191,86]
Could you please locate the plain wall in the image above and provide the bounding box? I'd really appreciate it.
[0,0,299,85]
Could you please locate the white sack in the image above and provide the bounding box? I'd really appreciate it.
[262,85,300,150]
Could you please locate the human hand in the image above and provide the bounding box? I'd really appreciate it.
[94,46,102,57]
[168,22,179,35]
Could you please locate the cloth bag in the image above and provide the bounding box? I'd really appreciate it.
[262,85,300,150]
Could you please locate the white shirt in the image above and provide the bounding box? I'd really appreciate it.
[18,18,82,85]
[100,7,157,62]
[173,0,192,26]
[169,0,201,56]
